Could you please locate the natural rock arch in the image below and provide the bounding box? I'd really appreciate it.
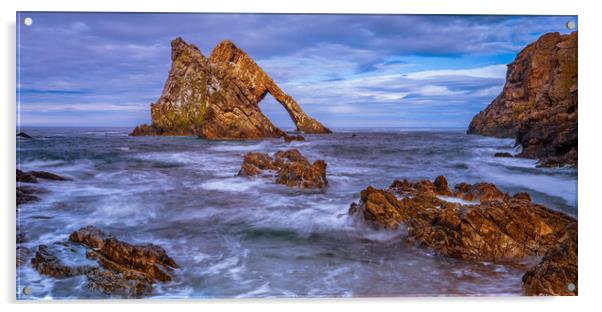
[131,38,331,139]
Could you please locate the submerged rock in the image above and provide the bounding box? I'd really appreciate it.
[17,246,32,267]
[349,176,577,295]
[17,169,70,182]
[30,226,178,298]
[468,32,577,167]
[17,186,42,206]
[16,169,69,206]
[238,149,328,189]
[131,38,330,139]
[283,134,305,142]
[31,245,94,278]
[494,152,513,158]
[17,132,33,139]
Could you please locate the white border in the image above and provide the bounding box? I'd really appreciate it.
[2,0,600,311]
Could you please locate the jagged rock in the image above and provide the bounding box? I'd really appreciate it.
[522,224,578,295]
[17,170,69,206]
[494,152,513,158]
[131,38,330,139]
[351,176,576,261]
[17,132,33,139]
[17,169,70,182]
[85,268,153,298]
[452,182,508,202]
[468,32,577,167]
[30,226,178,298]
[31,245,94,278]
[17,169,38,183]
[129,124,158,136]
[29,171,70,181]
[433,175,451,196]
[69,226,179,283]
[238,149,328,189]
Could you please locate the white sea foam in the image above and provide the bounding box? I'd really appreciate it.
[199,177,266,192]
[437,196,478,205]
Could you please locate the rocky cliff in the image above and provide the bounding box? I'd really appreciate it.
[467,32,577,167]
[131,38,331,139]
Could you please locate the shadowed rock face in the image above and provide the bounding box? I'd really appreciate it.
[348,176,577,295]
[131,38,331,139]
[467,32,577,167]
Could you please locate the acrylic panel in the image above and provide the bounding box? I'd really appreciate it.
[16,12,578,299]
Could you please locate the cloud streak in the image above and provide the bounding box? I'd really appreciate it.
[16,13,577,127]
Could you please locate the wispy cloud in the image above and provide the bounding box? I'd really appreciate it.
[17,13,576,127]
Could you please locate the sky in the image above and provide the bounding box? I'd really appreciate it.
[16,13,577,129]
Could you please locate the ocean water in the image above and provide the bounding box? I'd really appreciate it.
[16,127,578,299]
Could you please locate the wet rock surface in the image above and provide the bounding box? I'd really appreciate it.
[468,32,577,167]
[29,226,178,298]
[131,38,330,139]
[348,176,577,295]
[238,149,328,189]
[16,169,69,206]
[522,224,578,296]
[31,244,94,278]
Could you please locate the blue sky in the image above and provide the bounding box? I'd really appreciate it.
[16,13,577,128]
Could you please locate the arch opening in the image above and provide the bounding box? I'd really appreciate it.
[258,92,297,131]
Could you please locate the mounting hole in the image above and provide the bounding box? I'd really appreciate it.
[23,17,33,26]
[22,286,32,295]
[567,283,576,292]
[566,20,576,30]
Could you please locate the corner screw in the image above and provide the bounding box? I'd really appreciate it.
[567,283,576,292]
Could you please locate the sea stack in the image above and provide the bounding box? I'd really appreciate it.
[131,38,331,139]
[467,32,577,167]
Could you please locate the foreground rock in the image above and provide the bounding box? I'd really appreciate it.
[522,223,578,295]
[467,32,577,167]
[31,226,179,298]
[238,149,328,189]
[348,176,577,295]
[131,38,330,139]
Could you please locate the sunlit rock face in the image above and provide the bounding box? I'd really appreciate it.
[131,38,331,139]
[468,32,577,167]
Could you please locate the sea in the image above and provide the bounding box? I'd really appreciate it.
[16,127,578,299]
